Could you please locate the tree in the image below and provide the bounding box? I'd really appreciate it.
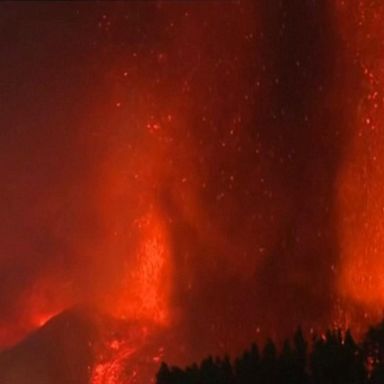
[260,339,277,384]
[156,363,172,384]
[234,343,260,384]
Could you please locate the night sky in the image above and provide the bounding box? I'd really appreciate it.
[0,1,384,382]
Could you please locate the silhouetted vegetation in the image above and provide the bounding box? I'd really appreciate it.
[156,321,384,384]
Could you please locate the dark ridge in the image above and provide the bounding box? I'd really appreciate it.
[0,307,99,384]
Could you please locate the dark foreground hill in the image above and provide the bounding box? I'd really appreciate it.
[0,307,174,384]
[0,308,99,384]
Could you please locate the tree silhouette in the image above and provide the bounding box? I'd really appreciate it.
[364,320,384,384]
[234,343,260,384]
[154,321,384,384]
[259,339,277,384]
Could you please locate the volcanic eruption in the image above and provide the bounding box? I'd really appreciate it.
[1,1,384,383]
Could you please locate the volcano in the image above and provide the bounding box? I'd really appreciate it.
[0,308,167,384]
[0,308,98,384]
[2,1,384,383]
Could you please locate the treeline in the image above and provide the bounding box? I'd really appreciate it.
[156,321,384,384]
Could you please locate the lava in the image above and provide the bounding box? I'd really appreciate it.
[111,211,171,325]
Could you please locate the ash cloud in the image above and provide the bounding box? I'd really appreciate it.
[0,0,356,362]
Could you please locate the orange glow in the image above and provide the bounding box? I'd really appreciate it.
[336,2,384,322]
[6,2,384,383]
[91,344,137,384]
[112,211,171,324]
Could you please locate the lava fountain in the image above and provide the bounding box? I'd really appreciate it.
[336,1,384,326]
